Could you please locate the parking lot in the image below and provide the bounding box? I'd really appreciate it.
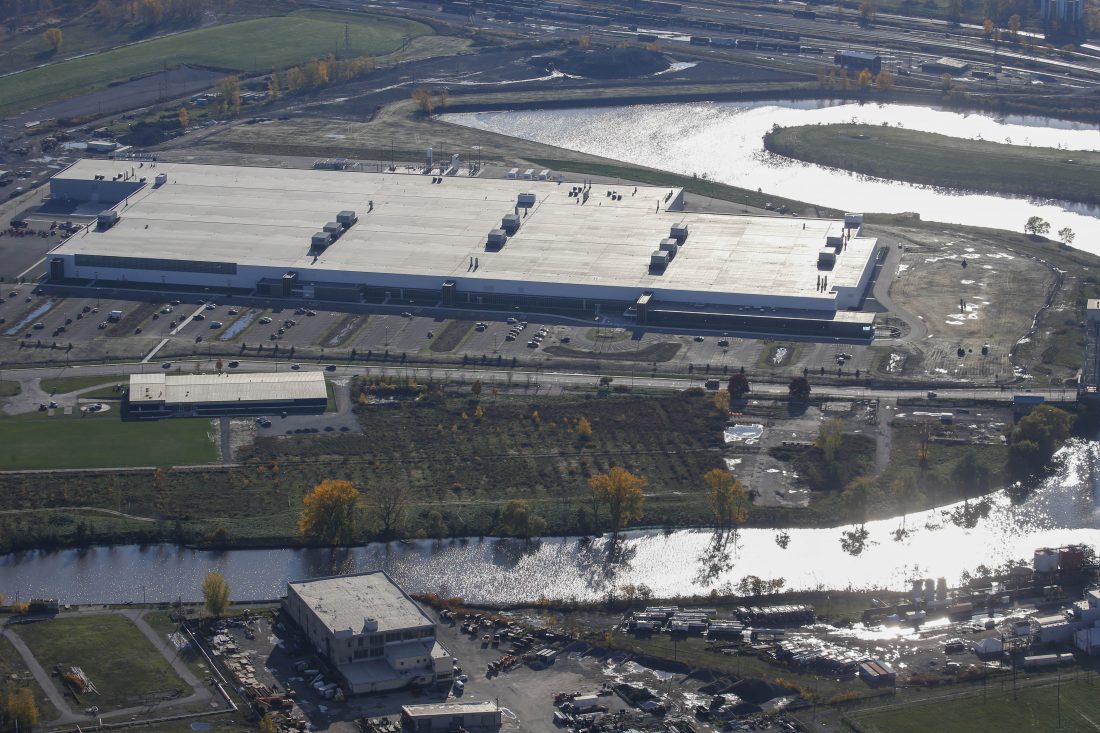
[0,286,890,380]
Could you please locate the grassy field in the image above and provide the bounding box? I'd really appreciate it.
[12,614,188,712]
[0,380,20,397]
[0,412,216,469]
[850,675,1100,732]
[764,124,1100,206]
[39,375,125,394]
[0,633,58,722]
[0,9,431,115]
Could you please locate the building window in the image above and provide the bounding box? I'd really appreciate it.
[74,253,237,275]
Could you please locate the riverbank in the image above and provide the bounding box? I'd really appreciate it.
[763,123,1100,207]
[0,385,1028,554]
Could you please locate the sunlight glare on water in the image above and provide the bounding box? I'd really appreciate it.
[443,100,1100,256]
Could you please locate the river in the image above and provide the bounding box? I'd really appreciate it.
[443,99,1100,257]
[1,441,1097,605]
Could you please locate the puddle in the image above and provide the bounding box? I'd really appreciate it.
[724,424,764,444]
[219,310,256,340]
[4,300,55,336]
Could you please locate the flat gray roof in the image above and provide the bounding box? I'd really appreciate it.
[402,701,499,717]
[129,371,327,404]
[289,571,433,635]
[52,160,876,305]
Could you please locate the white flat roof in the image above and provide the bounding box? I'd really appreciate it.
[403,701,499,717]
[289,571,433,635]
[52,160,876,303]
[128,371,327,404]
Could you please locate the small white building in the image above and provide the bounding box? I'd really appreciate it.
[284,572,453,695]
[401,701,501,733]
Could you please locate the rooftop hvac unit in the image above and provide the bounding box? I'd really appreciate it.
[487,229,508,250]
[659,240,678,259]
[507,168,519,179]
[670,224,689,243]
[501,213,521,235]
[522,168,534,180]
[96,210,119,231]
[817,249,836,268]
[517,193,536,208]
[312,232,332,249]
[650,250,670,270]
[323,222,343,239]
[844,212,864,229]
[538,169,551,180]
[826,234,844,248]
[153,173,168,188]
[337,210,357,227]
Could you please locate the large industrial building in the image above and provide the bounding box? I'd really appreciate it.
[44,160,879,339]
[283,572,454,695]
[125,371,328,419]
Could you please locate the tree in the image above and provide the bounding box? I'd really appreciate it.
[576,416,593,439]
[982,18,995,37]
[588,466,646,532]
[411,87,435,115]
[298,479,360,544]
[471,379,482,397]
[1008,13,1021,40]
[3,687,38,731]
[425,510,447,539]
[259,714,278,733]
[704,468,747,527]
[788,376,811,401]
[178,107,189,128]
[940,72,954,92]
[267,70,282,99]
[874,69,894,91]
[216,75,241,115]
[728,372,750,397]
[857,68,872,90]
[500,499,534,537]
[1009,404,1071,473]
[578,34,591,49]
[1058,227,1075,246]
[43,27,63,52]
[374,483,407,539]
[1024,216,1051,236]
[201,571,230,617]
[858,0,876,23]
[842,476,878,524]
[713,389,730,413]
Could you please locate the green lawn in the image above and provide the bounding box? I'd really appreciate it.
[764,124,1100,207]
[0,9,431,115]
[39,375,125,394]
[0,380,20,397]
[851,675,1100,732]
[12,614,188,712]
[0,633,58,723]
[0,412,216,469]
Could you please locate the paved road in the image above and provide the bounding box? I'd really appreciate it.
[1,358,1073,409]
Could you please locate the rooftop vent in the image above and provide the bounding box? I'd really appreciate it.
[650,250,670,272]
[487,229,508,251]
[501,213,521,235]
